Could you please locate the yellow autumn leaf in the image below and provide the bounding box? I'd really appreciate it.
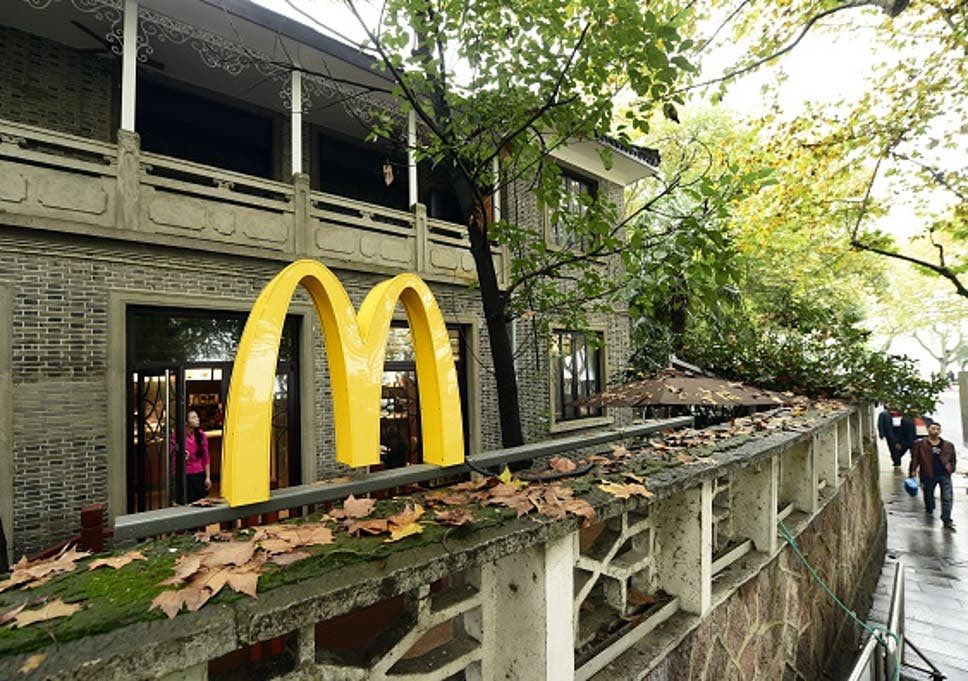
[498,466,513,484]
[384,522,423,543]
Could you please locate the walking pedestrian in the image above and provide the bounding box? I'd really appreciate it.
[878,407,916,467]
[909,422,957,531]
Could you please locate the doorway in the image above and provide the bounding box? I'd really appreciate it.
[126,308,301,513]
[378,323,469,471]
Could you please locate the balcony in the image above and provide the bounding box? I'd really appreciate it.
[0,117,501,286]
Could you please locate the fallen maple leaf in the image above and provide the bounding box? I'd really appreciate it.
[88,550,146,571]
[548,456,576,473]
[227,571,259,598]
[385,522,423,543]
[433,509,474,526]
[562,498,597,528]
[151,589,186,619]
[345,518,390,536]
[624,472,645,483]
[161,555,202,586]
[200,542,256,568]
[330,495,376,520]
[598,481,654,500]
[0,545,91,592]
[18,653,46,674]
[11,599,82,628]
[388,503,425,527]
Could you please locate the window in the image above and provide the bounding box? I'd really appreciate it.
[549,170,597,249]
[125,308,301,512]
[552,330,603,422]
[137,79,276,179]
[316,132,409,211]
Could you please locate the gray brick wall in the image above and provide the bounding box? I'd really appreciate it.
[0,229,503,554]
[0,25,114,142]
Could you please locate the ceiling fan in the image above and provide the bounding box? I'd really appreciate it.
[70,20,165,71]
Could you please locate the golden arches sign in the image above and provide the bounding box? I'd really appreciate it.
[222,259,464,507]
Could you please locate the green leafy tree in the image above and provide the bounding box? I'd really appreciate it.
[680,0,967,297]
[286,0,696,445]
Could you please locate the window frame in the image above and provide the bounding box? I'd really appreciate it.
[546,168,599,251]
[550,328,609,429]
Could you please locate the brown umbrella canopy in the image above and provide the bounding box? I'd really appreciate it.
[586,369,789,408]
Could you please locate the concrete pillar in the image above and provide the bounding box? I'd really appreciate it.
[732,458,778,554]
[837,418,851,470]
[653,481,712,616]
[290,69,303,178]
[490,534,575,680]
[815,428,838,488]
[120,0,138,132]
[414,202,428,273]
[783,440,817,515]
[292,172,311,256]
[408,109,418,208]
[116,129,141,230]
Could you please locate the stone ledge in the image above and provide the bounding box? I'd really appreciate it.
[0,408,860,678]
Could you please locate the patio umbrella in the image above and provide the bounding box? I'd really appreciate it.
[584,369,789,408]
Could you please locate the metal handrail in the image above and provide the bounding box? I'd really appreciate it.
[845,559,904,681]
[114,416,692,541]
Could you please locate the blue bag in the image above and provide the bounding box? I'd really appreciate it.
[904,477,919,497]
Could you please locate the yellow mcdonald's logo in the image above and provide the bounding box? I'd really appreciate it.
[222,259,464,507]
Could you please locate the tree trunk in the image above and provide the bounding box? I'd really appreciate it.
[448,167,526,448]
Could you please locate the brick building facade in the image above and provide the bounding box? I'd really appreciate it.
[0,2,653,557]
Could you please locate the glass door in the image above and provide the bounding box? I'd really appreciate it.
[128,368,185,512]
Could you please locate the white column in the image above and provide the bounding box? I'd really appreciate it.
[408,108,418,208]
[290,69,303,177]
[654,481,712,616]
[490,535,575,680]
[120,0,139,132]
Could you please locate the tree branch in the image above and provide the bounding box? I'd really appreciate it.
[676,0,874,94]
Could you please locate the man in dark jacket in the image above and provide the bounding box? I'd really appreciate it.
[909,422,958,531]
[878,408,916,467]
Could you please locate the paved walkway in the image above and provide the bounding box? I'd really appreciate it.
[869,392,968,680]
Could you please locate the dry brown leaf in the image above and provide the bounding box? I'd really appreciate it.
[624,472,645,483]
[425,490,476,506]
[548,456,576,473]
[183,584,214,613]
[194,528,234,543]
[610,444,631,458]
[598,481,654,500]
[11,599,82,628]
[434,509,474,526]
[0,602,26,627]
[151,589,186,619]
[562,498,597,528]
[279,525,334,548]
[18,653,46,674]
[385,522,423,543]
[2,546,91,592]
[345,518,390,536]
[257,538,294,556]
[388,503,425,527]
[200,542,256,568]
[88,550,146,571]
[227,571,259,598]
[193,568,230,598]
[329,495,376,520]
[269,551,311,567]
[160,555,202,586]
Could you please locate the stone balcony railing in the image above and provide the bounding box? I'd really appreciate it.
[0,405,884,681]
[0,118,502,286]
